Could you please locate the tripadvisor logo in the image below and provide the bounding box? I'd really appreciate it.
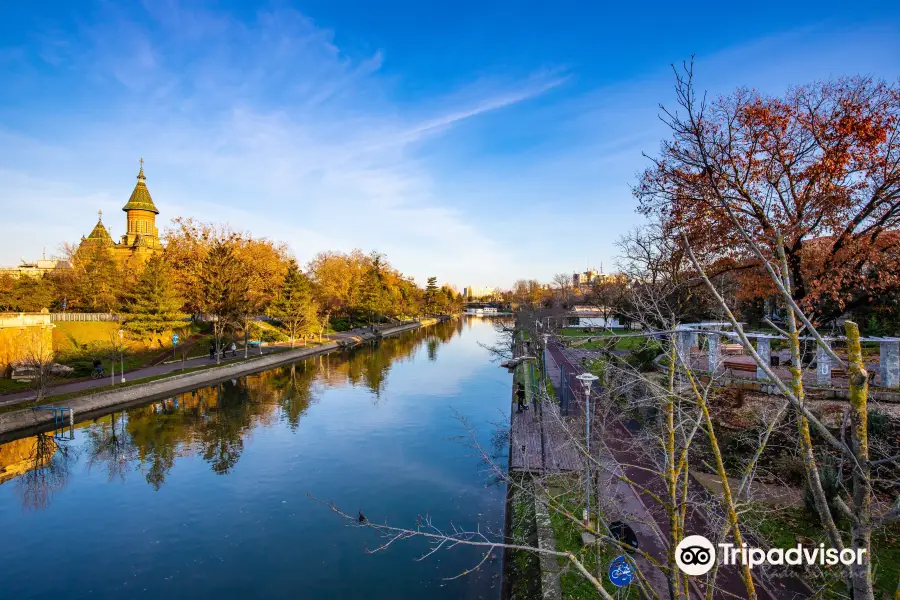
[676,535,716,576]
[675,535,867,576]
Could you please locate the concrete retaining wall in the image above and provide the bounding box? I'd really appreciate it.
[0,320,437,440]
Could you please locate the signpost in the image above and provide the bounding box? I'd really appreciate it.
[172,333,180,360]
[118,329,125,383]
[608,555,634,587]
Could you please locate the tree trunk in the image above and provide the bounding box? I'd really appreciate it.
[846,321,875,600]
[664,337,682,600]
[776,241,846,553]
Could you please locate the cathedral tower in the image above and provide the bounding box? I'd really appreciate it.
[120,158,160,248]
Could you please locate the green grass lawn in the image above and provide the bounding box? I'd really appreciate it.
[0,379,29,394]
[507,475,542,600]
[558,328,656,352]
[547,479,641,599]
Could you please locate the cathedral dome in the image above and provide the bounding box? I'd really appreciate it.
[121,160,159,214]
[83,212,114,245]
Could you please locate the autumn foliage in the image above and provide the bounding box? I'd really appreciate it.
[637,67,900,324]
[0,217,463,337]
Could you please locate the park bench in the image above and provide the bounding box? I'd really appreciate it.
[723,359,756,376]
[723,344,744,355]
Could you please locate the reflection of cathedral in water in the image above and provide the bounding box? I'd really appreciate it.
[0,320,464,508]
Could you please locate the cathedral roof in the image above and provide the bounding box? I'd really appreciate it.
[121,161,159,214]
[85,213,114,245]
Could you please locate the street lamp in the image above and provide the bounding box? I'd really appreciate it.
[576,372,599,528]
[118,329,126,383]
[541,333,551,387]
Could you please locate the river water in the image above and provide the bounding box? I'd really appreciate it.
[0,318,510,600]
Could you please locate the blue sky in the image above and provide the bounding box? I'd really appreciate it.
[1,1,899,289]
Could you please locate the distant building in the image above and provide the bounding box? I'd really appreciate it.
[559,305,621,329]
[570,265,619,289]
[463,286,496,299]
[572,270,598,286]
[78,159,163,272]
[0,257,69,279]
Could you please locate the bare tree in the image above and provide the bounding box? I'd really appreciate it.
[19,324,58,402]
[652,62,897,598]
[313,63,898,600]
[552,272,574,307]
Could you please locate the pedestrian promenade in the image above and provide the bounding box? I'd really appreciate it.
[546,341,812,599]
[0,327,377,407]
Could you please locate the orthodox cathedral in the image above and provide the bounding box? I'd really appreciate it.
[80,159,162,269]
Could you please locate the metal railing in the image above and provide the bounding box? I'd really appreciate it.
[50,313,120,322]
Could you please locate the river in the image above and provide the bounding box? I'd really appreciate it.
[0,318,510,599]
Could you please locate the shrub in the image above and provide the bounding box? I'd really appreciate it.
[868,410,891,439]
[627,346,662,372]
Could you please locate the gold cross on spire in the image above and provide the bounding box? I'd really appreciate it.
[139,157,144,167]
[98,209,103,221]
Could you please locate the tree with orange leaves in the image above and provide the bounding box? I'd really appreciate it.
[637,63,900,325]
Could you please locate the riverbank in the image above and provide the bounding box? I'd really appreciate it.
[0,318,450,440]
[0,315,502,600]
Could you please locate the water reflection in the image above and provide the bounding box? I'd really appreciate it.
[0,322,462,508]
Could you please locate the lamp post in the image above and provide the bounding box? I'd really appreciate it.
[576,372,599,528]
[118,329,126,383]
[541,333,551,387]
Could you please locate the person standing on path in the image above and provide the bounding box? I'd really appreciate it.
[515,382,526,412]
[209,343,215,360]
[230,342,237,357]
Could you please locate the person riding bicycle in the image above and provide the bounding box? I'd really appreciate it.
[92,359,104,377]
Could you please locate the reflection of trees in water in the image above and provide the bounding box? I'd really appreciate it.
[85,412,135,482]
[15,433,74,511]
[197,381,256,475]
[343,320,461,397]
[127,398,198,490]
[5,319,466,500]
[266,362,319,429]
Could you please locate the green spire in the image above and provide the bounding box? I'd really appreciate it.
[85,210,114,245]
[122,157,159,214]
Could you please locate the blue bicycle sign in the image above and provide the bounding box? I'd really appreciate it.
[608,555,634,587]
[172,334,180,346]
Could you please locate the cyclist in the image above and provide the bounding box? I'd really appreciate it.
[92,359,104,378]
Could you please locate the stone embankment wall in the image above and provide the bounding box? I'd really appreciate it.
[0,312,54,372]
[0,319,445,439]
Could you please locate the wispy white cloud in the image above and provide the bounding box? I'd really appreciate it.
[1,6,897,289]
[0,3,558,286]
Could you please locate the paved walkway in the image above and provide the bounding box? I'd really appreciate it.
[509,345,582,473]
[0,327,379,407]
[546,342,812,599]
